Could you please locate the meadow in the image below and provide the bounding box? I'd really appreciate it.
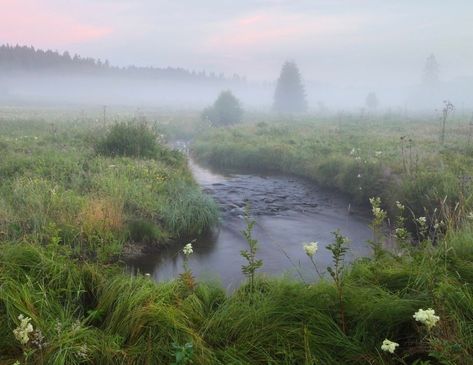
[0,114,218,259]
[0,109,472,364]
[193,112,473,233]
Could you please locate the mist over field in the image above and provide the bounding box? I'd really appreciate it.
[1,1,472,110]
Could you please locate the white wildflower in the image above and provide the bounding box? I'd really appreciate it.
[416,216,427,225]
[357,174,361,178]
[303,242,318,257]
[13,314,34,345]
[467,212,473,220]
[183,243,193,256]
[395,227,408,241]
[71,320,81,333]
[77,344,88,359]
[413,308,440,330]
[350,148,356,156]
[375,151,383,157]
[395,201,404,210]
[381,339,399,354]
[370,197,386,222]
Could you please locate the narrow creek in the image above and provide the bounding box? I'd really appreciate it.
[127,154,372,290]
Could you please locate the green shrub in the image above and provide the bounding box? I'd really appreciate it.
[96,122,159,158]
[202,91,243,127]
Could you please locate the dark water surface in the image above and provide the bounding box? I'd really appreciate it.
[126,157,372,290]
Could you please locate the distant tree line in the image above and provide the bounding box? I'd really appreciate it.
[0,44,245,83]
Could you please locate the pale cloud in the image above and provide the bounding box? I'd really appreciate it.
[0,0,113,47]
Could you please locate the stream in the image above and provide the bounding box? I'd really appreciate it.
[126,155,372,290]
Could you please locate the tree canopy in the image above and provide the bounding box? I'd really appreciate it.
[273,61,307,113]
[202,90,243,127]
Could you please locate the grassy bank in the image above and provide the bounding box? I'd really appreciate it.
[193,116,473,228]
[1,220,472,364]
[1,112,473,364]
[0,118,218,259]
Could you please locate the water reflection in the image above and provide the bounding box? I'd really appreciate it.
[127,157,372,290]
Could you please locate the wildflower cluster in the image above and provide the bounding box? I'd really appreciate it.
[183,243,193,256]
[380,308,441,356]
[413,308,440,330]
[416,216,428,238]
[394,201,408,242]
[77,344,88,359]
[369,197,387,224]
[179,241,197,293]
[303,242,318,257]
[13,315,33,345]
[381,339,399,354]
[303,241,322,279]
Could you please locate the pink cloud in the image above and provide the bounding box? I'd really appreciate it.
[0,0,113,47]
[237,14,268,26]
[204,12,365,52]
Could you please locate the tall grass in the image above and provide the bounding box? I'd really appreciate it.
[1,222,472,364]
[0,119,218,258]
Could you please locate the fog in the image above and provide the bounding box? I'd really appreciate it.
[1,1,473,112]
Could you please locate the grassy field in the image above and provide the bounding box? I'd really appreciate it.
[1,110,473,364]
[193,113,473,233]
[0,116,218,260]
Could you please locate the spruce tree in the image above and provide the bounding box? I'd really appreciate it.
[273,61,307,113]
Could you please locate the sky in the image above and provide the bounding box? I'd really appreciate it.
[1,0,473,87]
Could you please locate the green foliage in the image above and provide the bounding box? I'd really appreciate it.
[326,230,350,333]
[1,225,473,364]
[0,118,218,258]
[202,90,243,127]
[96,122,159,158]
[240,206,263,292]
[127,219,167,244]
[172,342,194,365]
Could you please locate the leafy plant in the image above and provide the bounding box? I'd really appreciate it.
[326,230,350,333]
[240,205,263,292]
[171,342,194,365]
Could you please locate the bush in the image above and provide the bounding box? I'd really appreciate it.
[202,91,243,127]
[96,122,159,158]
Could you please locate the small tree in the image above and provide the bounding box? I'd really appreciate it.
[273,61,307,113]
[202,90,243,127]
[365,92,379,109]
[422,54,440,87]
